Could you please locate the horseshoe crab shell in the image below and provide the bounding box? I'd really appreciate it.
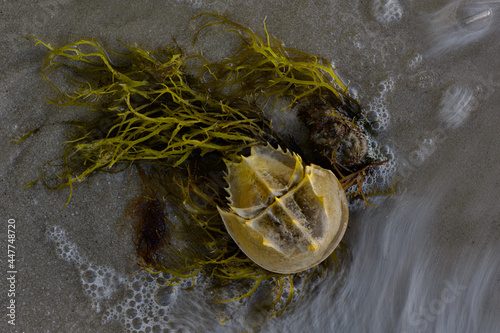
[217,144,349,274]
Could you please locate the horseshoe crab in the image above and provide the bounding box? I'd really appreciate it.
[217,144,349,274]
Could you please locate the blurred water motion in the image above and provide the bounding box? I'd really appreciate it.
[427,1,499,54]
[438,85,475,129]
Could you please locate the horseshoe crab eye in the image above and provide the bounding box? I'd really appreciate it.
[217,144,349,274]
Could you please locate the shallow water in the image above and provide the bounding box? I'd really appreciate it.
[1,0,499,332]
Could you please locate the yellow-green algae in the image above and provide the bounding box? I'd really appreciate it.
[23,14,385,318]
[193,13,359,111]
[29,35,276,207]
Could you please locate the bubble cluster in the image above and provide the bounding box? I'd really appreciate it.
[409,136,437,165]
[47,226,122,313]
[364,78,394,130]
[47,226,83,264]
[336,131,395,211]
[373,0,403,24]
[378,78,395,95]
[103,272,179,333]
[408,54,423,70]
[364,141,395,190]
[47,225,183,332]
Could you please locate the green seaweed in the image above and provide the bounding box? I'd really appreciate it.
[193,13,359,110]
[9,128,40,143]
[28,36,275,206]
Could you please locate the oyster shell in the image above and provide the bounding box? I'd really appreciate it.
[217,144,349,274]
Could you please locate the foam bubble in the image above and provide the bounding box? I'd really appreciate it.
[100,270,185,332]
[373,0,404,24]
[46,221,349,331]
[408,54,423,70]
[47,226,83,265]
[47,226,123,313]
[364,78,394,130]
[378,78,395,94]
[410,137,437,165]
[47,226,180,332]
[345,139,396,211]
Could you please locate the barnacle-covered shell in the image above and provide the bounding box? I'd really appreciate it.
[298,102,368,168]
[217,144,349,274]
